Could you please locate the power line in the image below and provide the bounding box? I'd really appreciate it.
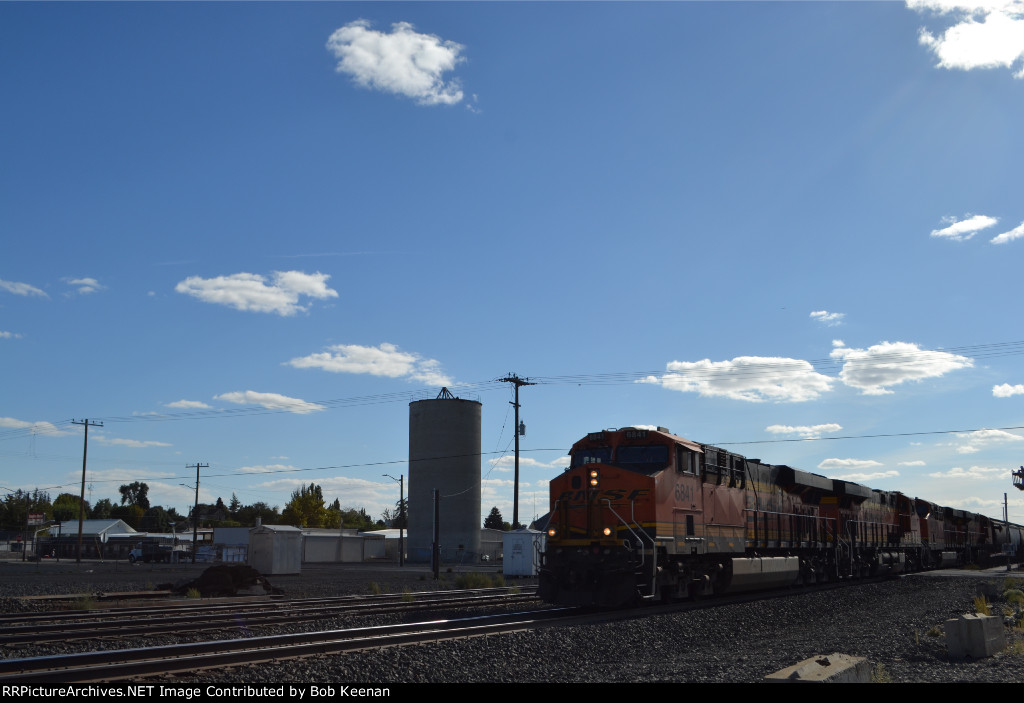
[2,338,1023,440]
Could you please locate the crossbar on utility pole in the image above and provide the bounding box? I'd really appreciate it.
[497,374,535,529]
[71,419,102,563]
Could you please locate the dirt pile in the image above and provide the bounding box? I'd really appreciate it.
[162,564,283,597]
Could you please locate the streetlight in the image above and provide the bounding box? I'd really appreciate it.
[383,474,404,567]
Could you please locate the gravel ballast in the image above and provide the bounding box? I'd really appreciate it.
[3,559,1023,683]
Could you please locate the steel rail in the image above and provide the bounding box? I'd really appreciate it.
[0,607,593,682]
[0,591,541,645]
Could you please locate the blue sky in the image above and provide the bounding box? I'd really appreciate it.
[2,1,1024,527]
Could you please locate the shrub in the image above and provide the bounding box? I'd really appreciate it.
[871,663,894,683]
[1004,589,1024,606]
[455,572,492,589]
[367,581,382,595]
[974,595,991,616]
[72,595,95,611]
[185,588,201,599]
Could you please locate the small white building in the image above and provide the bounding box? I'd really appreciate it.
[302,529,385,563]
[503,528,544,577]
[213,527,251,563]
[360,529,406,562]
[248,524,302,575]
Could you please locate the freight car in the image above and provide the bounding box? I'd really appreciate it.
[538,426,1022,607]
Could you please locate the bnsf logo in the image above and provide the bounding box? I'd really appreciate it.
[557,489,650,501]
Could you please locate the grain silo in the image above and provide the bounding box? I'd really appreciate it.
[407,388,482,562]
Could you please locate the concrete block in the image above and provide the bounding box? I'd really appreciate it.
[765,653,871,683]
[945,613,1006,660]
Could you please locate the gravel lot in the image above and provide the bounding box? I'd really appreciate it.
[3,558,1024,683]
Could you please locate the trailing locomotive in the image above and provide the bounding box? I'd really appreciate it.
[538,426,1023,607]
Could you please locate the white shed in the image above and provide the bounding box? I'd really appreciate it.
[502,528,544,577]
[302,530,385,563]
[248,524,302,575]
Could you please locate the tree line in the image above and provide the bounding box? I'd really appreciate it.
[4,484,517,534]
[0,481,407,533]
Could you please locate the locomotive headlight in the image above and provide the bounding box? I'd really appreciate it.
[589,469,599,487]
[548,527,558,538]
[602,527,612,537]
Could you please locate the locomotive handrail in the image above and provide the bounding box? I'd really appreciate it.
[601,498,658,599]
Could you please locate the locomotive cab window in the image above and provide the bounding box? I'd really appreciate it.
[571,447,611,468]
[676,448,697,474]
[615,445,669,471]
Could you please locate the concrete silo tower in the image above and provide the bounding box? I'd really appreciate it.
[407,388,482,562]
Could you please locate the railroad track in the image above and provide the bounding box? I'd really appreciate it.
[0,587,540,646]
[0,578,887,683]
[0,606,621,682]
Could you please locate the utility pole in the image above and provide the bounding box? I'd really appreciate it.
[71,419,102,563]
[498,374,535,530]
[384,473,405,566]
[186,463,208,564]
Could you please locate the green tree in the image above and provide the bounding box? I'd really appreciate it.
[52,493,89,523]
[118,481,150,510]
[282,483,328,528]
[484,506,505,530]
[235,501,280,526]
[228,493,241,517]
[90,498,114,520]
[0,489,51,531]
[140,506,170,532]
[338,507,375,531]
[381,498,408,529]
[110,503,145,529]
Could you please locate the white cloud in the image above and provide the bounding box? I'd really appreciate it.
[818,458,884,470]
[165,399,213,409]
[929,214,999,241]
[830,340,973,395]
[831,470,901,482]
[488,456,568,472]
[994,383,1024,397]
[253,476,397,517]
[898,460,927,466]
[236,464,298,474]
[912,1,1024,78]
[640,356,833,402]
[810,310,845,326]
[765,423,843,438]
[928,465,1009,479]
[954,428,1024,453]
[0,278,47,297]
[0,330,23,339]
[215,391,326,415]
[63,277,104,295]
[991,219,1024,244]
[326,20,466,105]
[92,435,172,448]
[0,417,69,436]
[958,428,1024,442]
[287,342,452,386]
[175,271,338,316]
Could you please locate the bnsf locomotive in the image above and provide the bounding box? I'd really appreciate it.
[539,426,1023,607]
